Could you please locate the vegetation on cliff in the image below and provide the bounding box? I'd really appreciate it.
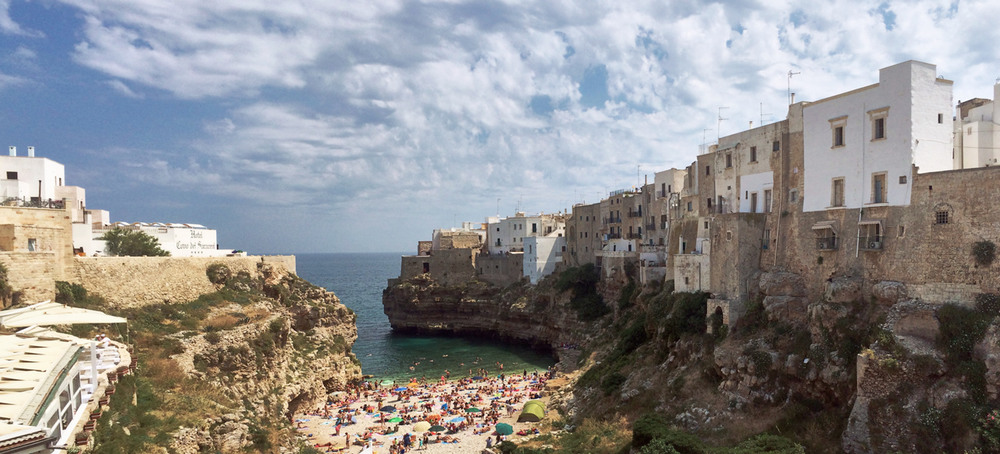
[56,262,361,453]
[98,228,170,256]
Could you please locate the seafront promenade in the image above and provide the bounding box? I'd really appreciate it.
[295,371,556,453]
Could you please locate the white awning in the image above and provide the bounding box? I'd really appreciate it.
[0,301,126,329]
[858,219,883,226]
[811,220,837,233]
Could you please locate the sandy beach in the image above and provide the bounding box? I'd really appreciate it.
[294,370,554,454]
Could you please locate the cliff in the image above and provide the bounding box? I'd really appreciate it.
[382,273,585,349]
[61,259,362,453]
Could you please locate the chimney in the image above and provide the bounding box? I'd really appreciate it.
[790,93,796,104]
[27,146,34,157]
[8,146,14,156]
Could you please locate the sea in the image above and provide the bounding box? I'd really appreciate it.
[295,253,556,385]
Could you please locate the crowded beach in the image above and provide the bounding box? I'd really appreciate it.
[295,367,554,453]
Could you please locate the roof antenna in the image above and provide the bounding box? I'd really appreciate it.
[787,70,801,105]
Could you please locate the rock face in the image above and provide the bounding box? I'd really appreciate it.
[382,274,584,349]
[160,262,363,452]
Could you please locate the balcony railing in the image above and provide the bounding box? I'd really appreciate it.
[627,210,643,218]
[627,233,642,239]
[645,223,656,231]
[606,233,621,240]
[603,217,622,224]
[2,197,66,209]
[859,236,884,250]
[816,237,838,250]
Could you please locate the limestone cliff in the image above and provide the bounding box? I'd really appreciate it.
[67,260,362,453]
[382,273,586,349]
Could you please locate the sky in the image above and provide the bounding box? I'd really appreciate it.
[1,0,998,254]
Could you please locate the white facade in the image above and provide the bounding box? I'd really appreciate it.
[737,171,774,213]
[954,84,1000,169]
[83,223,234,257]
[487,213,564,255]
[802,61,953,212]
[523,234,566,284]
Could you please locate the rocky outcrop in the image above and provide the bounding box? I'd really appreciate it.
[872,280,907,305]
[825,277,863,303]
[758,271,807,297]
[382,274,584,349]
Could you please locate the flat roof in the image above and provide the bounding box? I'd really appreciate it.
[0,333,80,425]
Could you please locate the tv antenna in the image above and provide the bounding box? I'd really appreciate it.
[787,70,801,105]
[760,102,771,126]
[717,107,729,142]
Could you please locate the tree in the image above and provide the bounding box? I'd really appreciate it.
[99,228,170,257]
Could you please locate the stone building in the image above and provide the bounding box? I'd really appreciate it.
[565,202,602,268]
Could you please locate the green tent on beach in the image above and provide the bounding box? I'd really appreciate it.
[518,401,545,422]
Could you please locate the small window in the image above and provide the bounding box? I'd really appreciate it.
[705,165,711,176]
[750,146,757,162]
[707,198,713,208]
[726,153,732,168]
[789,189,798,203]
[5,171,16,180]
[873,117,885,140]
[938,113,944,124]
[899,175,907,184]
[833,126,845,147]
[687,201,692,211]
[873,173,887,204]
[726,231,733,241]
[27,238,37,252]
[898,225,905,237]
[772,140,780,152]
[832,178,845,207]
[703,221,709,229]
[935,211,949,225]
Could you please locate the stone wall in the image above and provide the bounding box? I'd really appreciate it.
[0,252,60,305]
[477,253,523,287]
[69,255,295,308]
[399,249,477,287]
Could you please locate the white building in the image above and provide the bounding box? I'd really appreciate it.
[82,222,235,257]
[486,213,565,255]
[802,60,953,213]
[954,83,1000,169]
[1,147,89,224]
[523,232,566,284]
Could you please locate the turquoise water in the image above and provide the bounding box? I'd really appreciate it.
[295,253,555,384]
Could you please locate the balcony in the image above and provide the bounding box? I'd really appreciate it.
[816,237,838,250]
[627,233,642,240]
[606,233,621,240]
[603,217,622,224]
[627,210,643,218]
[859,236,883,251]
[645,223,656,231]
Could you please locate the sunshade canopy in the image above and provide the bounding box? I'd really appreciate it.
[0,301,126,328]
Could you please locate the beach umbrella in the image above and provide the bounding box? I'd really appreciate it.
[466,407,482,413]
[413,421,432,432]
[380,406,397,413]
[394,387,408,392]
[407,382,420,388]
[426,414,441,422]
[448,416,466,423]
[472,376,484,380]
[429,425,447,433]
[495,423,514,435]
[387,417,404,423]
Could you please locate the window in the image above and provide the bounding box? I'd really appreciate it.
[872,173,887,204]
[832,178,845,207]
[5,171,16,180]
[705,165,711,176]
[938,113,944,124]
[687,201,692,211]
[762,229,771,249]
[869,107,889,141]
[830,115,847,148]
[750,192,758,213]
[789,189,798,203]
[750,146,757,162]
[707,198,713,209]
[899,175,907,184]
[726,153,732,168]
[772,140,780,152]
[703,221,709,229]
[27,238,37,252]
[532,223,537,233]
[764,189,772,213]
[935,211,949,224]
[898,225,905,237]
[873,117,885,140]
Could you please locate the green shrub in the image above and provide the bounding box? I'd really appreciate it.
[975,293,1000,315]
[496,440,517,454]
[639,438,681,454]
[733,298,767,336]
[205,331,221,345]
[206,263,231,285]
[557,264,611,321]
[631,413,706,451]
[55,281,88,305]
[728,434,805,454]
[937,304,992,366]
[662,292,709,340]
[600,372,626,396]
[973,240,996,267]
[619,279,638,311]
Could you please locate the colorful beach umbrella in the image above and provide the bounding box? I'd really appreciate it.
[407,382,420,388]
[387,417,403,423]
[394,387,408,392]
[495,423,514,435]
[380,406,396,413]
[429,425,447,433]
[413,421,432,432]
[466,407,482,413]
[448,416,466,423]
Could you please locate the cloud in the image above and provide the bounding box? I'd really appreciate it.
[105,79,143,98]
[0,0,43,37]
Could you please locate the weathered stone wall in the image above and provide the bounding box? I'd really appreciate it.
[0,252,60,305]
[69,255,295,307]
[438,232,481,250]
[477,253,523,287]
[710,213,766,303]
[399,248,477,286]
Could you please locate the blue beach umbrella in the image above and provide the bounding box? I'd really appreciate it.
[394,387,408,392]
[448,416,466,423]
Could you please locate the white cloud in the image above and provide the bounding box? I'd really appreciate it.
[0,0,42,37]
[105,79,143,98]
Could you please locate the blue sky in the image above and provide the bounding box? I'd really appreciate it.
[1,0,998,253]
